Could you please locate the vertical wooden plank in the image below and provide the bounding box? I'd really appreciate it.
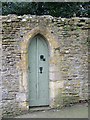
[38,35,49,105]
[28,37,37,105]
[36,37,39,99]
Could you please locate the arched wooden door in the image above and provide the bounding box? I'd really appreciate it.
[28,34,49,107]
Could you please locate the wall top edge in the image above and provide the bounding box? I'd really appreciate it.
[0,14,89,19]
[0,0,90,2]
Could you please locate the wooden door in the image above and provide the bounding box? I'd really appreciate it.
[28,35,49,106]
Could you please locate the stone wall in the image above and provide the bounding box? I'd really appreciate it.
[0,15,2,119]
[1,14,89,117]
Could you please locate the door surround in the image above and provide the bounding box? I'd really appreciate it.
[20,26,59,109]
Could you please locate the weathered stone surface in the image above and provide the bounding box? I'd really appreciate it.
[1,15,88,117]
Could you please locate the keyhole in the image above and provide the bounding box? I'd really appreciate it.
[39,67,43,74]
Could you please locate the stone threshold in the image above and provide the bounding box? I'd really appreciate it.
[29,106,52,112]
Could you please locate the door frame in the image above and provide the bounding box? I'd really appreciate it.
[20,27,59,109]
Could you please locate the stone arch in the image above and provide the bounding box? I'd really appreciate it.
[21,26,59,54]
[20,27,59,108]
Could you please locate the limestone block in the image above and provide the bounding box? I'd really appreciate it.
[16,93,27,102]
[0,108,2,120]
[49,72,61,81]
[0,87,2,101]
[18,101,29,110]
[49,64,60,72]
[2,89,8,100]
[49,81,55,101]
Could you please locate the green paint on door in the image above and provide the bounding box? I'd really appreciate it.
[28,34,49,107]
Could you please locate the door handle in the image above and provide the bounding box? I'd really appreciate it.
[39,67,43,74]
[40,55,46,61]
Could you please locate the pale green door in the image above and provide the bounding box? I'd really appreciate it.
[28,35,49,107]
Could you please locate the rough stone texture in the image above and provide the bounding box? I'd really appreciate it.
[1,14,89,117]
[0,15,2,119]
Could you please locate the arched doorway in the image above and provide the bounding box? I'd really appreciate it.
[28,34,49,107]
[20,27,59,109]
